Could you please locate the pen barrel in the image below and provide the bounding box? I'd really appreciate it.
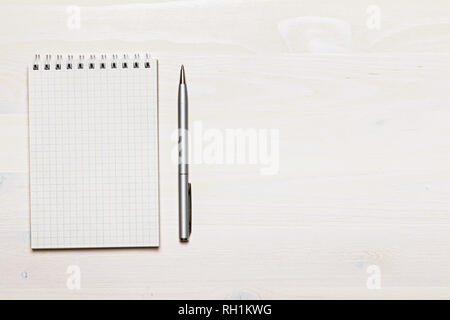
[179,174,191,240]
[178,84,188,174]
[178,82,190,240]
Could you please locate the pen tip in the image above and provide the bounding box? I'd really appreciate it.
[180,65,185,84]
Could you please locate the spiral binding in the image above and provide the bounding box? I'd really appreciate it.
[32,54,153,71]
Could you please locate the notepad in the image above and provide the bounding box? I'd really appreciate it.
[28,54,159,249]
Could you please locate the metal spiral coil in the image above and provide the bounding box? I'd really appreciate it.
[32,53,152,71]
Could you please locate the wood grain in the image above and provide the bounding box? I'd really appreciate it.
[1,0,450,299]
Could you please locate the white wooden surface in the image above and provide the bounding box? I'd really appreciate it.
[1,0,450,299]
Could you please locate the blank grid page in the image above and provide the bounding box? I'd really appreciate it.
[28,56,159,248]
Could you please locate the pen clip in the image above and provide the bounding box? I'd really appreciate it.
[188,183,192,236]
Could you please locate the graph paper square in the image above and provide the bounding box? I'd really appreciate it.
[28,56,159,248]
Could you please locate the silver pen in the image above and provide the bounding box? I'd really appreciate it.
[178,65,192,241]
